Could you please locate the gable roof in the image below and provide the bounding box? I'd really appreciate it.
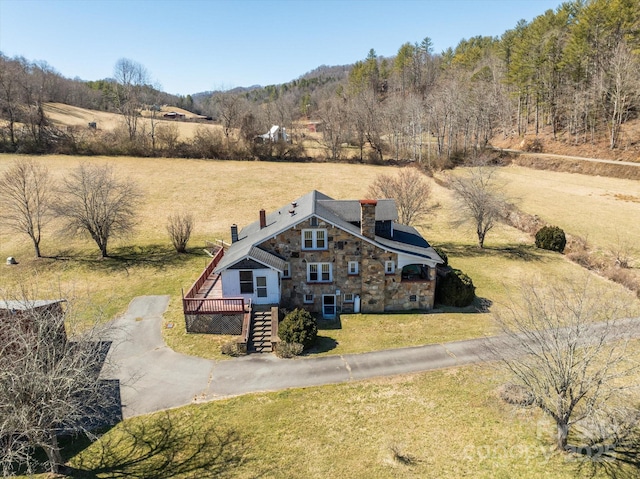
[215,190,443,272]
[319,199,398,222]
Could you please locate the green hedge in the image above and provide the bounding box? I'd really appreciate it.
[278,308,318,349]
[535,225,566,253]
[436,269,476,307]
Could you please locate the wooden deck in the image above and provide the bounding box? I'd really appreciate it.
[183,246,249,315]
[192,271,223,299]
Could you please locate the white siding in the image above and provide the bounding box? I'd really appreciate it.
[221,268,280,305]
[221,270,241,296]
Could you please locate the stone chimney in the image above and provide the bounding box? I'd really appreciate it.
[231,224,238,243]
[259,209,267,229]
[360,199,377,240]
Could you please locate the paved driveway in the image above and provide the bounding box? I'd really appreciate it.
[105,296,640,419]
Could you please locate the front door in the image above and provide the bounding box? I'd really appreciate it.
[322,294,336,319]
[255,276,268,303]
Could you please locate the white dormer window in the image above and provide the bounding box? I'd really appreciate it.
[348,261,359,275]
[385,261,396,274]
[302,229,327,250]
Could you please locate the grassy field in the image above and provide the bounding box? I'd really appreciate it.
[2,155,638,359]
[494,164,640,254]
[63,364,627,479]
[3,154,640,477]
[43,103,221,140]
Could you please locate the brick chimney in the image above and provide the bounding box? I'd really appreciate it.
[259,209,267,229]
[360,199,377,240]
[230,224,238,243]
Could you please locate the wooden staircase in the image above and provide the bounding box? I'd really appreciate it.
[249,307,273,353]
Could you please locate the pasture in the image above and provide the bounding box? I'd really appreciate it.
[3,153,640,478]
[43,103,222,140]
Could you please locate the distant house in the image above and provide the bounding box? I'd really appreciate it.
[305,121,323,133]
[257,125,289,142]
[163,111,185,119]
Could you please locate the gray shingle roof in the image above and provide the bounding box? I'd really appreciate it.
[214,190,443,272]
[0,299,66,311]
[319,199,398,221]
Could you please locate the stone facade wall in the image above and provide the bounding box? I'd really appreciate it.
[258,216,436,314]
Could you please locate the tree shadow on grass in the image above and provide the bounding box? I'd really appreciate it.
[572,440,640,479]
[298,317,340,355]
[66,411,251,479]
[570,415,640,479]
[306,336,339,355]
[435,242,544,262]
[434,296,493,314]
[49,244,209,274]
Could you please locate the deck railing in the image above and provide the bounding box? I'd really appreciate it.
[183,246,251,315]
[184,247,225,299]
[183,297,249,314]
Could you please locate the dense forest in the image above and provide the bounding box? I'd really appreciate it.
[0,0,638,163]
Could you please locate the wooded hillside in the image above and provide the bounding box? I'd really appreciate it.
[0,0,638,163]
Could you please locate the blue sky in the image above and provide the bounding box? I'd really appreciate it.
[0,0,562,96]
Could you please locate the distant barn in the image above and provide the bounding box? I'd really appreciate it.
[163,111,185,119]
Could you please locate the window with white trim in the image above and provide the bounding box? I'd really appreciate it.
[385,261,396,274]
[344,293,355,303]
[239,271,254,293]
[282,262,291,278]
[348,261,359,275]
[304,293,314,304]
[302,229,327,250]
[307,262,332,282]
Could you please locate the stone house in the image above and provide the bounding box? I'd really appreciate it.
[213,190,443,318]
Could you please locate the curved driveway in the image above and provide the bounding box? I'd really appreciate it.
[105,296,640,419]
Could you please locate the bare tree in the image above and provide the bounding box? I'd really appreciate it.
[0,158,52,258]
[368,167,432,226]
[155,122,180,155]
[166,212,195,253]
[604,41,640,149]
[0,290,118,476]
[489,278,640,453]
[317,93,349,161]
[448,166,506,248]
[358,89,387,162]
[0,54,23,150]
[54,163,142,257]
[214,93,247,140]
[113,58,150,141]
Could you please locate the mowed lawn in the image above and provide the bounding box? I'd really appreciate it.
[66,365,625,479]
